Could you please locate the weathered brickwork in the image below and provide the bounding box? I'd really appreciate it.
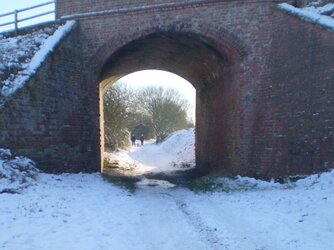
[0,24,100,173]
[1,0,333,178]
[62,0,280,177]
[251,9,334,178]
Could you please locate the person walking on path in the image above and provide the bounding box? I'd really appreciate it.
[140,134,145,146]
[131,135,136,146]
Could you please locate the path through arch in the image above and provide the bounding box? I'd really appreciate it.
[97,31,242,176]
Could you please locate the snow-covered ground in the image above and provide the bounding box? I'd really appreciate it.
[1,130,334,249]
[104,128,195,176]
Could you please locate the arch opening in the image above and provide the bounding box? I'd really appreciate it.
[102,70,196,177]
[98,31,240,176]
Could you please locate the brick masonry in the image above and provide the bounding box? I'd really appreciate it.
[251,9,334,178]
[0,0,333,178]
[0,23,100,173]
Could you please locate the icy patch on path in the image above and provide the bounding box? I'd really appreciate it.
[136,178,176,188]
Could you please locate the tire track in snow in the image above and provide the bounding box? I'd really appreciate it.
[174,198,228,250]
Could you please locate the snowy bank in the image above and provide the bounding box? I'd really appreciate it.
[304,2,334,17]
[0,21,76,98]
[161,128,195,168]
[192,168,334,194]
[278,3,334,31]
[0,149,39,194]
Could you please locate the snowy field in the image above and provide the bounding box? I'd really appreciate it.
[1,129,334,250]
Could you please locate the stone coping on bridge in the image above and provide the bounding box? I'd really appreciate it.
[278,3,334,32]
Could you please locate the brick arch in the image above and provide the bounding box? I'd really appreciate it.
[91,20,247,174]
[3,0,334,179]
[87,20,247,78]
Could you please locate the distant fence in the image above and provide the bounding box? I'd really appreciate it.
[0,1,55,33]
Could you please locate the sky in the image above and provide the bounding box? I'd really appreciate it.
[0,0,55,32]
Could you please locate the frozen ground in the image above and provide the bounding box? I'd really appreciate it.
[1,130,334,250]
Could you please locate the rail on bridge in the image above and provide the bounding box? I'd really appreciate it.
[0,1,55,33]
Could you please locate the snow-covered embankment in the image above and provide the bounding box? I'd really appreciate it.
[0,21,76,99]
[278,1,334,31]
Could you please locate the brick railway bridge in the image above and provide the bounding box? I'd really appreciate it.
[1,0,334,179]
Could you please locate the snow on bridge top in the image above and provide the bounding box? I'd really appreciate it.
[279,2,334,32]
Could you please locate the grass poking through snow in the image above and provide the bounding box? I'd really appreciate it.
[101,174,137,193]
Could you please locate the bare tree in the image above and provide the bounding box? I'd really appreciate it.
[103,84,193,150]
[137,86,193,139]
[103,84,132,150]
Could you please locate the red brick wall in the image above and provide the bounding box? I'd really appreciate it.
[0,24,101,173]
[2,0,332,178]
[69,0,277,177]
[251,9,334,178]
[56,0,291,19]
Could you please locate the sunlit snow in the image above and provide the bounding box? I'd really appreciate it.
[1,130,334,249]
